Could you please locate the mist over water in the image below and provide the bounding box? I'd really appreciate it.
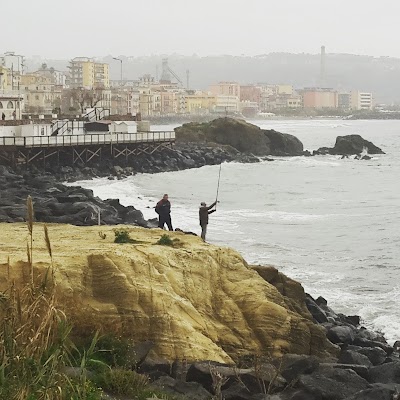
[77,119,400,343]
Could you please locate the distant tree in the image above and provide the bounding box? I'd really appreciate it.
[69,87,106,114]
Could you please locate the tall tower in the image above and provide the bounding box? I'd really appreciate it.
[160,58,171,84]
[320,45,326,88]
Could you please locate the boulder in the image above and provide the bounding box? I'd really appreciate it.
[277,354,320,382]
[346,386,395,400]
[355,346,387,366]
[315,134,385,156]
[297,367,369,399]
[320,363,370,381]
[150,375,212,400]
[186,361,285,394]
[338,350,372,367]
[327,326,355,345]
[369,361,400,384]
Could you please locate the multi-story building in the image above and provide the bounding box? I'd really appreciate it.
[21,73,62,115]
[240,85,262,105]
[351,91,373,110]
[68,57,110,89]
[338,92,351,110]
[209,82,240,99]
[185,93,216,115]
[301,88,338,109]
[0,52,24,74]
[215,95,239,113]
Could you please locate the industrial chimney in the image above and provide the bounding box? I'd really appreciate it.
[320,45,326,88]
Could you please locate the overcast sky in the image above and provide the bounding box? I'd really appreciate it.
[4,0,400,59]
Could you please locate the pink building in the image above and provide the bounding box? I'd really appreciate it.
[301,88,338,109]
[209,82,240,98]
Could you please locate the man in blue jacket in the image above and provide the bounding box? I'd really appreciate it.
[155,194,173,231]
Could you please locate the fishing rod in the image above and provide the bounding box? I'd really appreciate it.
[215,163,222,209]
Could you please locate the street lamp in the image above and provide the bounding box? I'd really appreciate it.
[113,57,124,116]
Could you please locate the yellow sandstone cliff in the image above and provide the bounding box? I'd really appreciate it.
[0,223,337,363]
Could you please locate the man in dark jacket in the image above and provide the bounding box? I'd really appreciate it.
[155,194,173,231]
[199,200,217,241]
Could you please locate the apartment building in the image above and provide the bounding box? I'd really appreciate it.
[209,82,240,98]
[21,73,62,114]
[186,93,216,115]
[351,91,373,110]
[68,57,110,89]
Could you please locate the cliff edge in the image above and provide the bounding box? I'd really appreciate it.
[0,223,337,363]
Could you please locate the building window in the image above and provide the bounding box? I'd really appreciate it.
[7,101,13,109]
[0,102,2,109]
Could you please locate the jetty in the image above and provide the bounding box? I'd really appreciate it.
[0,108,175,168]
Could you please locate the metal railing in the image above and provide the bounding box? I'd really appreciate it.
[0,131,175,148]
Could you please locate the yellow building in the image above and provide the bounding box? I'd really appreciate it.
[69,57,109,89]
[186,93,216,115]
[20,73,62,114]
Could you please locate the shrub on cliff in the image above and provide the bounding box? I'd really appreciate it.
[156,234,182,248]
[114,228,138,244]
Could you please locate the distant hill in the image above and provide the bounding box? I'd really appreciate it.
[25,53,400,103]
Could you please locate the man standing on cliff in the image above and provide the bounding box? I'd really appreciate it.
[199,200,217,241]
[155,194,173,231]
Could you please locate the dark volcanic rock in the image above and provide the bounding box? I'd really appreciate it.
[327,325,355,345]
[369,361,400,384]
[315,134,385,156]
[175,118,304,156]
[297,367,369,399]
[338,349,372,367]
[150,375,212,400]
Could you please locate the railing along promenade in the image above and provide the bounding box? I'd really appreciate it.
[0,131,175,148]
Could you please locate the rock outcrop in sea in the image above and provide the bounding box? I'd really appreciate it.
[314,134,385,156]
[175,118,304,156]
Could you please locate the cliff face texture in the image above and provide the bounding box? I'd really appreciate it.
[0,223,336,363]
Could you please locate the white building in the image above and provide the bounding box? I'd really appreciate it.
[351,91,373,110]
[0,52,24,74]
[215,95,239,113]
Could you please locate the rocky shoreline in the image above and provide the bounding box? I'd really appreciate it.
[134,292,400,400]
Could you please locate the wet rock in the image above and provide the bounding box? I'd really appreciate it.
[369,361,400,384]
[355,346,387,366]
[315,134,385,156]
[150,375,212,400]
[278,354,320,382]
[327,325,355,345]
[338,350,372,367]
[297,367,369,399]
[346,386,394,400]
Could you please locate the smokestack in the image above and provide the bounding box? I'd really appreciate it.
[320,45,326,88]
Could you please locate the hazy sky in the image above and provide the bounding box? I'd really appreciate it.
[4,0,400,59]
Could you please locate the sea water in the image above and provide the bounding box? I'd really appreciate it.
[76,119,400,343]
